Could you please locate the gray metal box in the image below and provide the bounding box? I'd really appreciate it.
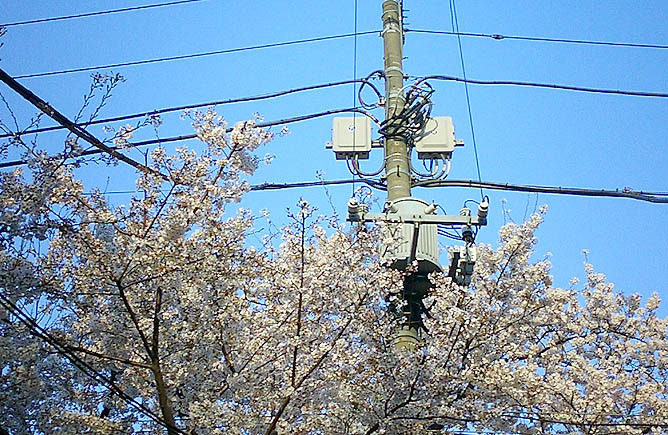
[414,117,463,159]
[330,117,372,160]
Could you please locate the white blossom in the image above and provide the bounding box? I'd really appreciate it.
[1,110,667,435]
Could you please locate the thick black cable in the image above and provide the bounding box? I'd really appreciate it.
[406,28,668,50]
[116,176,664,204]
[15,30,380,79]
[417,74,668,98]
[192,177,668,204]
[253,178,668,203]
[0,107,378,169]
[251,178,385,192]
[1,0,205,28]
[0,67,167,179]
[0,294,186,433]
[413,179,668,204]
[0,78,382,139]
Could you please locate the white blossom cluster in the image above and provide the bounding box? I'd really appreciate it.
[1,111,667,434]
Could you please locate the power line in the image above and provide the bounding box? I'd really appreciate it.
[414,179,668,204]
[0,67,165,179]
[253,179,668,204]
[15,30,380,79]
[416,74,668,98]
[449,0,484,200]
[407,28,668,50]
[251,178,384,192]
[3,124,668,206]
[0,78,382,139]
[90,177,668,205]
[0,0,206,28]
[76,177,668,205]
[0,107,378,169]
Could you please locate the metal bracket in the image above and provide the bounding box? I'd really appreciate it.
[352,212,485,226]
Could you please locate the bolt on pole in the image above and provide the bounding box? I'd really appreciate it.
[381,0,411,201]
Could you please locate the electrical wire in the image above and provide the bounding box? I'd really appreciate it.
[378,82,434,141]
[347,154,386,177]
[0,77,384,139]
[15,30,380,79]
[249,178,668,205]
[250,178,668,205]
[54,178,668,206]
[406,28,668,50]
[0,294,186,434]
[449,0,484,200]
[358,70,386,110]
[414,179,668,204]
[251,178,385,192]
[0,107,379,169]
[0,67,166,179]
[416,74,668,98]
[0,0,206,28]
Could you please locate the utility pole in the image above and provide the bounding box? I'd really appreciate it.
[328,0,487,351]
[381,0,410,201]
[380,0,422,349]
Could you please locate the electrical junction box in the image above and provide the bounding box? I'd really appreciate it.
[414,116,464,159]
[327,117,372,160]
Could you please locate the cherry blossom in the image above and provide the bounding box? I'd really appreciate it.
[1,108,667,435]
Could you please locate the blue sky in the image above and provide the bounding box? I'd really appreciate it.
[1,1,667,313]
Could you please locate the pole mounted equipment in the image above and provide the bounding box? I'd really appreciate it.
[327,1,488,350]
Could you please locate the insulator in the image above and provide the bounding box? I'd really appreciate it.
[424,203,437,215]
[461,225,473,243]
[477,201,489,220]
[348,198,360,220]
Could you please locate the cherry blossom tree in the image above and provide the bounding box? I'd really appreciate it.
[1,97,667,434]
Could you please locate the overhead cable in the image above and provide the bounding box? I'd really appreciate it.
[15,30,380,79]
[0,78,383,139]
[251,178,385,192]
[449,0,484,199]
[93,178,668,204]
[253,178,668,203]
[407,28,668,50]
[417,74,668,98]
[54,178,668,205]
[0,67,167,179]
[0,107,378,169]
[414,179,668,204]
[1,0,206,27]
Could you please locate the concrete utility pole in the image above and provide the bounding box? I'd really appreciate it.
[333,0,487,351]
[380,0,426,350]
[381,0,410,201]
